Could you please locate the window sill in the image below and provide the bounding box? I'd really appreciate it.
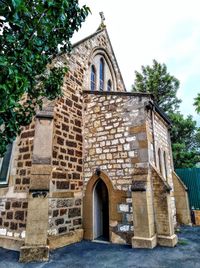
[0,183,8,188]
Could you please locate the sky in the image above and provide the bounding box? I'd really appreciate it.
[72,0,200,125]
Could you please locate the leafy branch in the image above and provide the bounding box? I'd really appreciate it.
[0,0,90,156]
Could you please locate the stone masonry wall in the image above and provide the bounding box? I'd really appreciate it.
[0,28,126,242]
[50,27,126,194]
[153,114,173,185]
[0,26,180,250]
[0,121,35,239]
[49,68,84,236]
[83,93,150,188]
[51,93,83,193]
[48,197,82,236]
[49,28,126,236]
[153,114,176,225]
[14,121,35,192]
[73,29,125,93]
[0,198,27,239]
[83,92,151,242]
[147,110,176,225]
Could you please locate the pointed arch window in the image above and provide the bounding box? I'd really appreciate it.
[90,65,96,91]
[99,58,104,91]
[0,143,13,185]
[158,148,162,175]
[163,151,168,179]
[107,80,112,92]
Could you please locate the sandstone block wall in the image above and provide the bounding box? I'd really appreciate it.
[0,121,35,240]
[0,198,27,238]
[83,92,151,243]
[51,93,83,193]
[48,197,82,236]
[153,114,173,185]
[0,27,126,244]
[14,122,35,192]
[83,93,150,189]
[0,26,183,252]
[48,27,126,237]
[49,63,84,236]
[147,109,176,225]
[172,172,191,225]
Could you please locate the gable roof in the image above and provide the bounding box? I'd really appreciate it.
[72,28,105,48]
[72,27,126,91]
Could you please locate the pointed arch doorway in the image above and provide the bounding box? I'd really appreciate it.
[93,179,109,241]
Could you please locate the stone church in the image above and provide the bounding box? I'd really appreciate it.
[0,22,191,262]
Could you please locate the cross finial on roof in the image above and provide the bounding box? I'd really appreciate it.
[99,12,105,24]
[97,11,106,30]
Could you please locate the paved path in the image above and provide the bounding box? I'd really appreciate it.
[0,226,200,268]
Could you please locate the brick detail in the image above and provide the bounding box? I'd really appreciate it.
[48,198,82,236]
[14,121,35,192]
[0,198,27,238]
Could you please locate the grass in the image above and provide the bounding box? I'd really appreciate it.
[178,239,189,245]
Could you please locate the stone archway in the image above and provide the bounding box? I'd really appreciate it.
[93,179,109,241]
[83,171,115,241]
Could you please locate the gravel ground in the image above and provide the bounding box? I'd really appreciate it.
[0,226,200,268]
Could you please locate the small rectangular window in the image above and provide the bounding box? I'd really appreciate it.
[0,143,13,185]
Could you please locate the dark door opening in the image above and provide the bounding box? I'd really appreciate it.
[93,179,109,241]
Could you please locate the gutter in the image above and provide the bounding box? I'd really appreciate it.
[146,101,172,127]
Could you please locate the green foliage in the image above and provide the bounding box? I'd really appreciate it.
[194,93,200,113]
[132,60,200,168]
[132,59,181,113]
[178,239,189,245]
[170,113,198,148]
[170,113,200,168]
[0,0,90,156]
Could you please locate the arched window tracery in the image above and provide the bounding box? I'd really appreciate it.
[90,65,96,91]
[99,58,104,91]
[158,148,162,175]
[107,79,112,91]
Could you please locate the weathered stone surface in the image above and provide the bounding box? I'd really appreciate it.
[25,195,48,246]
[6,212,13,220]
[0,26,187,259]
[111,232,126,244]
[58,226,67,233]
[52,192,74,198]
[48,229,83,250]
[0,235,24,251]
[157,234,178,247]
[56,181,69,190]
[118,204,129,213]
[19,246,49,262]
[117,224,131,232]
[15,211,24,221]
[172,172,191,225]
[57,199,73,208]
[68,208,81,218]
[132,235,157,249]
[131,181,147,191]
[12,202,22,208]
[55,218,64,226]
[32,117,53,165]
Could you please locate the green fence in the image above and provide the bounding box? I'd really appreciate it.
[176,168,200,210]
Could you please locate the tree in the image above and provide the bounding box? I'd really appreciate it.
[169,113,200,168]
[132,59,200,168]
[0,0,90,156]
[132,59,181,114]
[194,93,200,113]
